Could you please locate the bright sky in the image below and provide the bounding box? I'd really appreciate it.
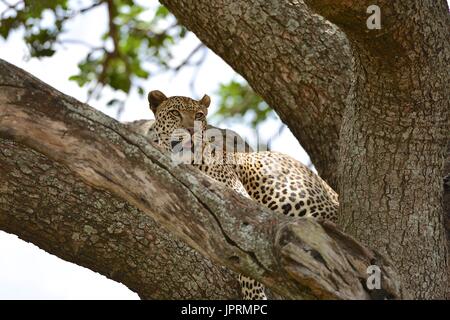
[0,1,308,299]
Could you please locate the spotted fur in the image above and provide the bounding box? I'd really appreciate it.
[147,90,339,300]
[233,152,338,222]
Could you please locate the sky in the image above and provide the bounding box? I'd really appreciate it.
[0,1,308,299]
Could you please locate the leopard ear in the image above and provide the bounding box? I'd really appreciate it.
[199,94,211,108]
[148,90,168,114]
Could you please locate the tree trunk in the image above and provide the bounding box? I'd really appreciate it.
[445,141,450,298]
[305,0,450,298]
[0,58,406,299]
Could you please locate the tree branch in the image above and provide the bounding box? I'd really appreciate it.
[0,138,240,299]
[0,58,407,299]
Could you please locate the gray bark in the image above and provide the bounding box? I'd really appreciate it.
[305,0,450,298]
[443,141,450,298]
[0,58,406,299]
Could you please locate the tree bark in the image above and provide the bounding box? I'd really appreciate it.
[0,59,406,299]
[0,138,241,299]
[305,0,450,298]
[444,141,450,299]
[160,0,354,190]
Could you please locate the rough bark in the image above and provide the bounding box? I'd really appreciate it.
[160,0,354,190]
[444,140,450,298]
[305,0,450,298]
[445,141,450,245]
[0,59,406,299]
[0,139,241,299]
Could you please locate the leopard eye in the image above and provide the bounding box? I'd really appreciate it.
[169,110,181,118]
[195,112,205,120]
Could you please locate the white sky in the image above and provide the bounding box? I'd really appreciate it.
[0,1,308,299]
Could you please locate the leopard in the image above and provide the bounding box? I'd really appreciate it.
[147,90,339,300]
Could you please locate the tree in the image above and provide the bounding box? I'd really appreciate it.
[1,0,449,299]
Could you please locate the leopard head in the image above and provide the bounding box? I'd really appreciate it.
[148,90,211,152]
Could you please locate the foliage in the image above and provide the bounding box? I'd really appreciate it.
[214,79,274,127]
[0,0,273,125]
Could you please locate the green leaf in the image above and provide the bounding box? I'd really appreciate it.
[214,79,274,127]
[155,6,169,18]
[69,74,88,86]
[0,17,19,39]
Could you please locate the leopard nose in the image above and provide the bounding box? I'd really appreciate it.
[186,127,195,135]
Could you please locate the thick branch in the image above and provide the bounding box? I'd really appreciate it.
[160,0,353,190]
[0,59,405,299]
[0,138,240,299]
